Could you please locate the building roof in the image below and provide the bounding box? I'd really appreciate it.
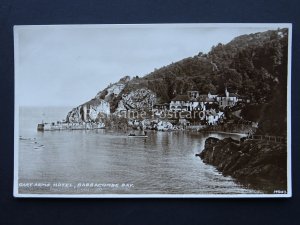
[198,95,207,101]
[197,95,217,102]
[205,98,218,102]
[171,95,190,102]
[229,93,240,97]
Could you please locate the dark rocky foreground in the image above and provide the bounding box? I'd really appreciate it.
[197,137,287,193]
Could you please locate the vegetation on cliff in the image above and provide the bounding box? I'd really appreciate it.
[67,28,289,136]
[143,29,288,102]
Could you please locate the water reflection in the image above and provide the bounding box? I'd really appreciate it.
[18,107,259,195]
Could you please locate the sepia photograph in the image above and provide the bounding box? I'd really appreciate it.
[14,23,292,197]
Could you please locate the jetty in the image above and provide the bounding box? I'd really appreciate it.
[37,121,105,131]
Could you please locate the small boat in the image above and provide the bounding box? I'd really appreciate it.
[128,134,148,138]
[37,123,45,131]
[128,131,148,138]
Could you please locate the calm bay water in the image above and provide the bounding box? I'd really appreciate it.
[18,106,259,195]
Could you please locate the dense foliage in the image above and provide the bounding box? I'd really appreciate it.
[134,28,288,135]
[94,28,288,135]
[141,29,288,104]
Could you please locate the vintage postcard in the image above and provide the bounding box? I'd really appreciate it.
[14,24,292,198]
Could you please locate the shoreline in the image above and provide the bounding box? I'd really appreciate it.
[197,137,287,193]
[199,130,248,136]
[38,109,255,134]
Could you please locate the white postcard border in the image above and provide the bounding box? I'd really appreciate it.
[13,23,293,198]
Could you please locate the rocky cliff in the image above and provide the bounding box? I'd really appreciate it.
[66,99,110,123]
[66,76,157,123]
[118,88,156,111]
[198,137,287,193]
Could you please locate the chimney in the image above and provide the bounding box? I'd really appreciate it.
[225,87,229,98]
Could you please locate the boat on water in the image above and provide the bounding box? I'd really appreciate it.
[128,131,148,138]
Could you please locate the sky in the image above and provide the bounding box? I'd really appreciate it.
[14,24,286,107]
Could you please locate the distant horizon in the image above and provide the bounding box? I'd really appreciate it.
[15,24,287,107]
[19,105,77,108]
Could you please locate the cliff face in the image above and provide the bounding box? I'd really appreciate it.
[66,77,129,123]
[198,137,287,193]
[66,76,156,123]
[119,88,156,111]
[66,99,110,123]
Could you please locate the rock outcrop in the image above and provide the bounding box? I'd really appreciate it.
[66,75,157,123]
[198,137,287,193]
[66,76,130,123]
[66,99,110,123]
[118,88,156,111]
[156,121,173,131]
